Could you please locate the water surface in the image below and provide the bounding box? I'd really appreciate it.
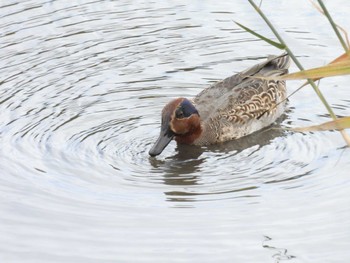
[1,1,350,262]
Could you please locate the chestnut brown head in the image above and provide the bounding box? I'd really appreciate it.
[149,98,200,156]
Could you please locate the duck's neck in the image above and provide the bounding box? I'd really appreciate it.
[175,125,202,145]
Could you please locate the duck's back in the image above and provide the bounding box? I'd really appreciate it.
[193,54,290,145]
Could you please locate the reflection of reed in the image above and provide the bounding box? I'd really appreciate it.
[262,235,296,262]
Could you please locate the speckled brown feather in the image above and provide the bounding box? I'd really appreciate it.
[192,54,290,145]
[149,54,291,156]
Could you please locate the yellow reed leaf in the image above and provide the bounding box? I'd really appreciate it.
[292,117,350,132]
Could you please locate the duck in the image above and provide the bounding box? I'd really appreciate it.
[149,53,291,156]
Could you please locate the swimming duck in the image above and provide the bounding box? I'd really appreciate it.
[149,54,290,156]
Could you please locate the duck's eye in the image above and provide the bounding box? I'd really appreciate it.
[175,108,184,119]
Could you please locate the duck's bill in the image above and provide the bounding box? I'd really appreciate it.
[149,129,174,156]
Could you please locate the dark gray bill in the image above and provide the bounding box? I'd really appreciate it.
[149,129,174,156]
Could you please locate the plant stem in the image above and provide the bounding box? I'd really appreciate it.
[248,0,334,117]
[247,0,350,145]
[317,0,349,53]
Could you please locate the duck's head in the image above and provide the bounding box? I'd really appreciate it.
[149,98,201,156]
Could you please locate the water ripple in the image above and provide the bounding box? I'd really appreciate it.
[1,1,350,262]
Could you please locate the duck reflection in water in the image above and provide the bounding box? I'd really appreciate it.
[149,115,288,186]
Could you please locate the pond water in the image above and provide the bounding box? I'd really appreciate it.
[1,0,350,262]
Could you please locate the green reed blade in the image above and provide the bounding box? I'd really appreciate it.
[247,0,350,145]
[234,21,285,49]
[317,0,349,53]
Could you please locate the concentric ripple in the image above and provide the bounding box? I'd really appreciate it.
[1,1,350,262]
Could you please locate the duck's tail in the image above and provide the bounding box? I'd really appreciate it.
[258,53,291,77]
[267,53,291,70]
[241,53,291,78]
